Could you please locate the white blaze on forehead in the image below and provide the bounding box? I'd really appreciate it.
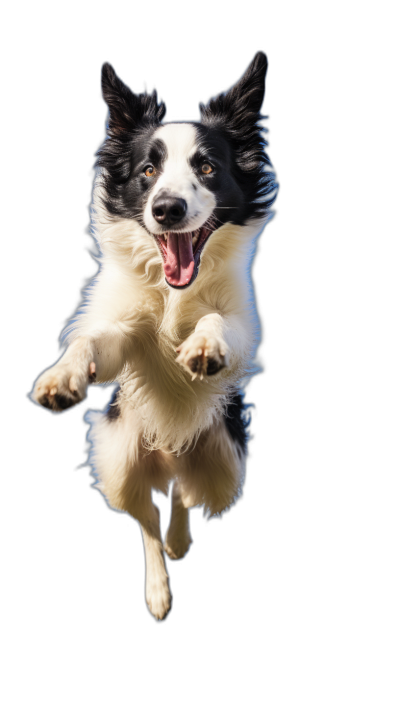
[143,123,216,235]
[155,122,197,167]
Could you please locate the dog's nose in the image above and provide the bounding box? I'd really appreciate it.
[152,195,187,226]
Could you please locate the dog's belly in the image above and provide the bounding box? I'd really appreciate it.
[112,352,230,454]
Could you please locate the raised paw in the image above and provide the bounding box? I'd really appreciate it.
[176,333,228,380]
[164,531,192,560]
[33,361,95,411]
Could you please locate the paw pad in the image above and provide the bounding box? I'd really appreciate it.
[176,333,228,380]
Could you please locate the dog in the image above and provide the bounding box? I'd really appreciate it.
[32,52,277,620]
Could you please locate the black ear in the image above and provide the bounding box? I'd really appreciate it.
[200,52,268,129]
[200,52,277,219]
[101,62,166,135]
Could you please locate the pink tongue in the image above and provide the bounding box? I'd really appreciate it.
[163,232,195,286]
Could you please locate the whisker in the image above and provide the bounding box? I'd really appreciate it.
[205,214,228,230]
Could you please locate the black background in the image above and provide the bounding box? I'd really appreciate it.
[18,23,323,643]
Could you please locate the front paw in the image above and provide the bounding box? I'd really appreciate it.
[33,362,95,411]
[176,333,228,380]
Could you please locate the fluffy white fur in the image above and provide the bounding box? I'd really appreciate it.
[33,122,267,620]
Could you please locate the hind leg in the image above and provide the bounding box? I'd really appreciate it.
[164,481,192,560]
[175,415,246,517]
[140,503,172,620]
[87,406,174,620]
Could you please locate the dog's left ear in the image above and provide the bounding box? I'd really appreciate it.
[200,52,268,130]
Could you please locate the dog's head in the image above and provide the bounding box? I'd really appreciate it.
[97,53,277,288]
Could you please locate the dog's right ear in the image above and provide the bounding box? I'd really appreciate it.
[101,63,166,135]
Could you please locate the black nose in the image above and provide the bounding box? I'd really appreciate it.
[152,195,187,226]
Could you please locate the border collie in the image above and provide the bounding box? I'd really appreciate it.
[32,52,277,620]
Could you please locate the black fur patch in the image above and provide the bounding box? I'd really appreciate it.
[199,52,278,222]
[224,393,250,454]
[106,387,121,421]
[107,402,121,421]
[97,63,166,219]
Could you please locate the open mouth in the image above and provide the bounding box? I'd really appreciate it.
[153,225,213,288]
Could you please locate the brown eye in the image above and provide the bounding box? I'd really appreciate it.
[145,165,156,177]
[201,163,213,175]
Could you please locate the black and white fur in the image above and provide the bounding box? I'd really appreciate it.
[32,52,277,620]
